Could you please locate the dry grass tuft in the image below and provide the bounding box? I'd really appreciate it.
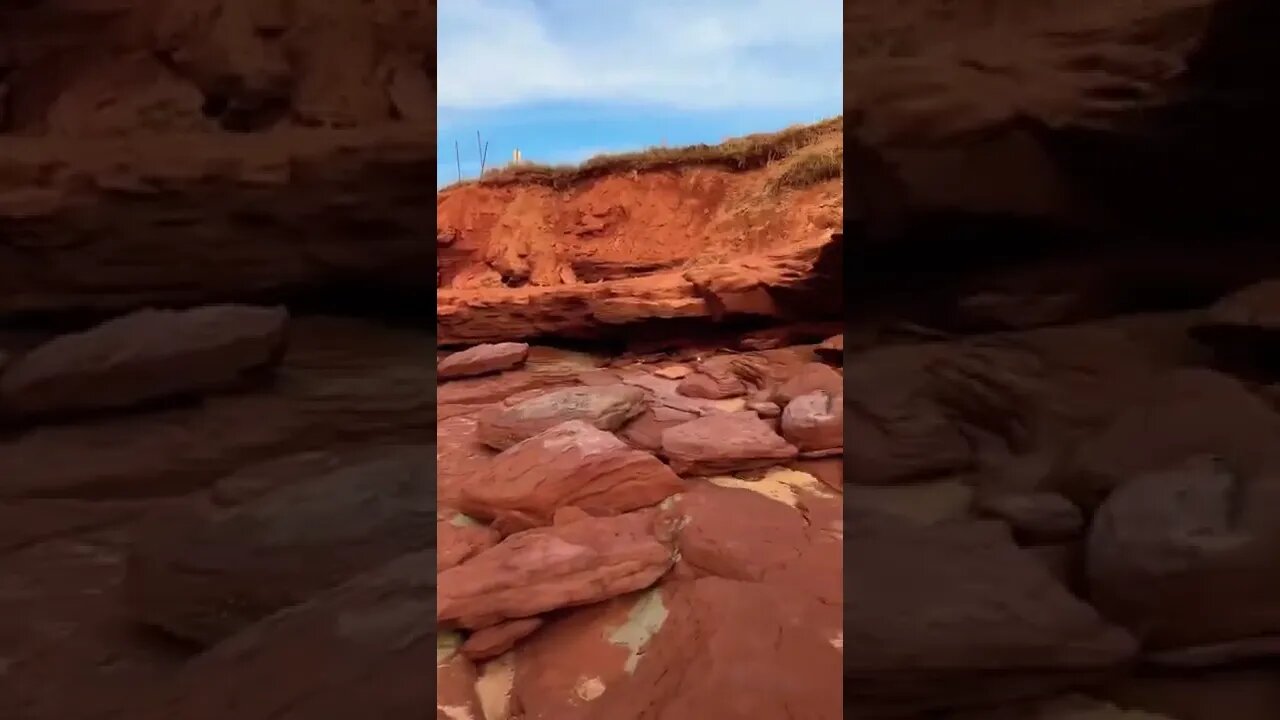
[451,115,843,190]
[766,148,843,193]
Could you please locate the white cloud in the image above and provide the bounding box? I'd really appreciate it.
[436,0,842,112]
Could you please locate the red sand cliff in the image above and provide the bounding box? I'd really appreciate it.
[437,119,844,344]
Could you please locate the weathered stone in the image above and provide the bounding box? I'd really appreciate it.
[509,590,660,720]
[1087,454,1280,653]
[845,521,1137,717]
[570,577,842,720]
[436,413,498,508]
[1054,369,1280,507]
[0,131,436,320]
[653,365,691,379]
[843,344,974,484]
[0,305,288,420]
[772,362,844,405]
[476,384,647,451]
[438,342,530,380]
[660,411,798,476]
[745,398,781,418]
[0,317,435,500]
[438,511,499,572]
[127,447,435,646]
[781,390,844,453]
[976,491,1084,544]
[437,510,675,630]
[209,450,350,507]
[617,404,699,453]
[461,617,545,661]
[507,475,835,716]
[675,355,767,400]
[662,477,841,599]
[460,420,685,534]
[439,633,487,720]
[675,371,746,399]
[112,550,440,720]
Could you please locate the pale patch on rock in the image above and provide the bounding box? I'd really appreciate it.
[708,467,832,508]
[707,397,748,413]
[605,588,670,674]
[653,365,691,379]
[574,676,607,702]
[438,631,463,667]
[438,704,478,720]
[475,652,516,720]
[830,631,843,651]
[450,512,483,528]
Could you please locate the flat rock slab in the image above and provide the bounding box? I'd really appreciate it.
[126,446,435,646]
[476,384,647,450]
[675,355,767,400]
[661,411,798,475]
[0,304,288,421]
[111,550,438,720]
[461,420,685,534]
[0,317,435,500]
[438,342,530,380]
[1053,368,1280,507]
[773,361,843,405]
[844,521,1137,717]
[570,577,843,720]
[664,476,842,601]
[437,509,676,630]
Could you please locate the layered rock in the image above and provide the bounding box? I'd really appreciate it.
[126,446,435,645]
[438,342,530,380]
[780,390,845,454]
[660,411,799,475]
[437,232,843,344]
[844,521,1138,717]
[475,385,647,451]
[459,420,685,533]
[0,317,435,499]
[0,0,435,136]
[0,130,434,318]
[106,550,439,720]
[0,304,288,421]
[1087,454,1280,655]
[437,509,676,630]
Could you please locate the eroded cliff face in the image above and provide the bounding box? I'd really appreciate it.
[844,0,1280,339]
[0,0,436,321]
[0,0,435,135]
[436,119,844,345]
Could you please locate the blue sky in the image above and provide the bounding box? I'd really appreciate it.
[437,0,843,186]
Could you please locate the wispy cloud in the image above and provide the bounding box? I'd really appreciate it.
[437,0,843,114]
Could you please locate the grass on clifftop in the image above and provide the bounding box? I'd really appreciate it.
[458,115,843,190]
[766,148,843,193]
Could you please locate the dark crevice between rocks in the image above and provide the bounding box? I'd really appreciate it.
[844,202,1280,336]
[0,280,436,337]
[0,369,281,437]
[502,314,808,357]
